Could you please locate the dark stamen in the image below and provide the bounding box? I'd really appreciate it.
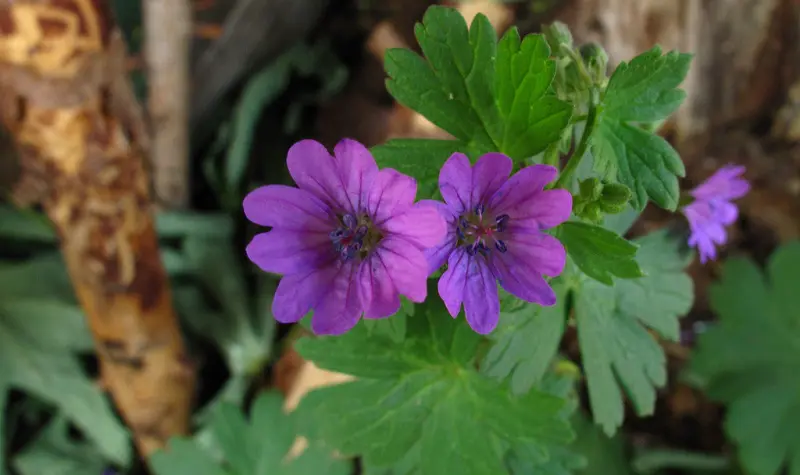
[342,213,357,229]
[495,240,508,253]
[474,203,485,217]
[495,214,509,232]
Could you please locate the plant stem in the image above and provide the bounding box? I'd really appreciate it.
[552,92,599,190]
[542,142,560,167]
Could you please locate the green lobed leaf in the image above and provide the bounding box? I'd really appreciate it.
[690,242,800,475]
[494,29,572,160]
[482,279,569,395]
[294,294,573,475]
[385,7,500,152]
[574,229,693,435]
[370,139,467,199]
[557,221,644,285]
[592,119,684,211]
[591,46,691,211]
[151,392,348,475]
[602,46,693,122]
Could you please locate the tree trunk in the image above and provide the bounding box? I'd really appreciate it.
[0,0,194,458]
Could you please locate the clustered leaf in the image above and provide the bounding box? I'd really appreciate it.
[574,229,693,434]
[151,392,349,475]
[690,242,800,475]
[380,5,571,198]
[592,46,692,210]
[294,294,573,475]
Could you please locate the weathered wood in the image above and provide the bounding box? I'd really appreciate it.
[556,0,800,142]
[0,0,194,458]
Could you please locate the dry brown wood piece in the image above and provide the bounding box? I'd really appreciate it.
[0,0,194,458]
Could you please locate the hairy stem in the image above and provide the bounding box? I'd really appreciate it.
[552,91,599,190]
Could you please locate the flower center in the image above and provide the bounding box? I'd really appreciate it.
[329,213,382,261]
[457,204,509,257]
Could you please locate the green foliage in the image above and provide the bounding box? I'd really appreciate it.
[370,139,468,199]
[13,417,107,475]
[482,279,569,395]
[690,242,800,475]
[557,221,644,285]
[151,392,349,475]
[0,255,131,471]
[591,46,692,210]
[381,5,570,194]
[574,229,693,435]
[294,294,573,475]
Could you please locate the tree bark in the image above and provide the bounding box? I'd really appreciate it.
[0,0,194,458]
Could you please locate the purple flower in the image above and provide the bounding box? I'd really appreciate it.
[682,165,750,263]
[426,152,573,334]
[243,139,446,335]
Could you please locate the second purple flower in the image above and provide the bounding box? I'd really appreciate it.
[426,153,573,334]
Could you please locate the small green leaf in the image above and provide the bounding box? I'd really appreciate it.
[482,280,569,395]
[385,7,500,152]
[371,139,466,199]
[295,295,572,475]
[225,56,292,196]
[494,29,571,160]
[574,229,693,434]
[557,221,643,285]
[690,242,800,475]
[603,46,692,122]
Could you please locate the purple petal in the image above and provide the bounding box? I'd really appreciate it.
[375,236,429,303]
[490,165,569,230]
[286,139,351,212]
[505,232,567,277]
[311,261,362,335]
[438,248,469,317]
[381,201,447,249]
[334,138,379,212]
[358,254,401,319]
[272,266,337,323]
[691,165,750,201]
[246,230,331,274]
[439,153,472,211]
[488,237,560,306]
[367,169,417,224]
[420,199,458,274]
[242,185,333,231]
[470,152,513,205]
[712,200,738,226]
[463,257,500,334]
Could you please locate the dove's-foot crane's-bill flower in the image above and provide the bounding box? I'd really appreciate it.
[244,139,446,335]
[426,152,572,334]
[682,165,750,264]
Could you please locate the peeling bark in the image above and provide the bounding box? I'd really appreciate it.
[0,0,194,458]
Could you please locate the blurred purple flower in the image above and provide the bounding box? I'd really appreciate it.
[682,165,750,264]
[426,153,572,334]
[243,139,446,335]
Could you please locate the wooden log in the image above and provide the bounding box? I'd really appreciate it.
[0,0,194,458]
